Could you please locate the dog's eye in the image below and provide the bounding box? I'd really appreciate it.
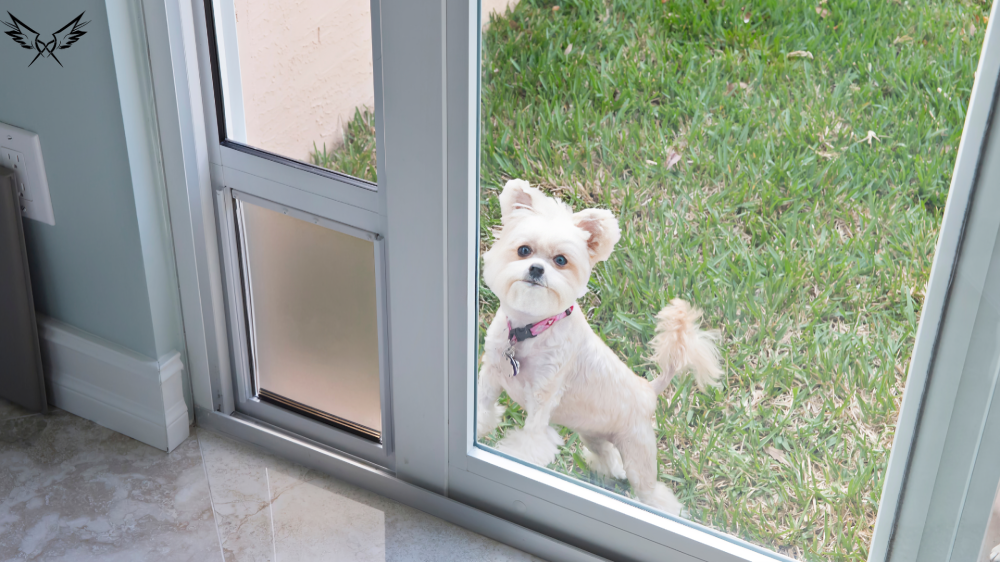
[554,255,568,267]
[517,245,532,257]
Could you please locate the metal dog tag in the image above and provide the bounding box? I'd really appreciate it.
[504,344,520,377]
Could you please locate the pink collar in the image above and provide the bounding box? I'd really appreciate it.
[507,306,574,345]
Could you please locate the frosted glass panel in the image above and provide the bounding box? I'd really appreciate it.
[239,199,381,439]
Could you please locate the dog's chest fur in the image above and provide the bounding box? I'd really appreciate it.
[485,311,575,398]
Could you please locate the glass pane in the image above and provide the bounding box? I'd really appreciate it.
[216,0,378,182]
[476,0,985,558]
[239,199,381,440]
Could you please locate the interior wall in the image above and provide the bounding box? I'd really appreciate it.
[0,0,163,358]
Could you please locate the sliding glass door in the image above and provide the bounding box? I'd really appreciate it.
[176,0,1000,558]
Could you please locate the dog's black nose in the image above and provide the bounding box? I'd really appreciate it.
[529,264,544,278]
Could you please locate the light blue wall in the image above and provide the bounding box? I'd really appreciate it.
[0,0,166,359]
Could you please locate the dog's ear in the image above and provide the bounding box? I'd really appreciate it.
[498,179,544,224]
[573,208,621,264]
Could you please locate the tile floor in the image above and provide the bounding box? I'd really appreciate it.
[0,398,540,561]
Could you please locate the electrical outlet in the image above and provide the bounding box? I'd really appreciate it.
[2,148,28,196]
[0,122,54,225]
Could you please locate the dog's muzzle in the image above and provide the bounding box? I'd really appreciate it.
[524,264,546,287]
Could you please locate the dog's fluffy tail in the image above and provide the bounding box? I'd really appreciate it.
[649,299,722,395]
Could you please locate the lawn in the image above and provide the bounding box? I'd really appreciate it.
[317,0,989,558]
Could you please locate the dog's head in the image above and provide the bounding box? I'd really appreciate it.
[482,179,621,319]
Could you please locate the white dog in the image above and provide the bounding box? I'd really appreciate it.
[477,179,723,515]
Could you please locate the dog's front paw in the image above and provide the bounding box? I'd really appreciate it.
[991,543,1000,562]
[638,483,685,517]
[476,401,506,440]
[497,426,563,467]
[581,444,626,480]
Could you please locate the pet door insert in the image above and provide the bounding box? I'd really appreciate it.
[233,194,382,441]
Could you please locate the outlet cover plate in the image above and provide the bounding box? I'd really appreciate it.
[0,122,54,225]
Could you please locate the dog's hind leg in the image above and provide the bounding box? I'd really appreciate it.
[476,364,506,439]
[580,435,626,480]
[615,428,684,516]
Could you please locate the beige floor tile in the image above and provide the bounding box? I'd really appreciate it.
[197,428,541,562]
[269,468,385,561]
[0,410,220,561]
[196,426,285,562]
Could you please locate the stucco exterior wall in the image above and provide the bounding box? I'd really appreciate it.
[483,0,519,26]
[232,0,520,163]
[234,0,375,162]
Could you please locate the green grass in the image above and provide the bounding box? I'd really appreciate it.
[321,0,988,558]
[311,107,378,183]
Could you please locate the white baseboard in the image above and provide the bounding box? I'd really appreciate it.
[36,316,190,452]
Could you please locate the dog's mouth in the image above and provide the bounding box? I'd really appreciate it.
[520,278,547,288]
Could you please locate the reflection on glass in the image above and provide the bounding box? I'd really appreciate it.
[982,485,1000,562]
[224,0,377,181]
[239,199,381,440]
[476,0,985,558]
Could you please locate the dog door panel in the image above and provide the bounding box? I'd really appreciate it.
[212,0,377,182]
[238,199,382,440]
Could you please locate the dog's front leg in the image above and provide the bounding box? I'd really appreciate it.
[496,377,565,467]
[476,360,506,439]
